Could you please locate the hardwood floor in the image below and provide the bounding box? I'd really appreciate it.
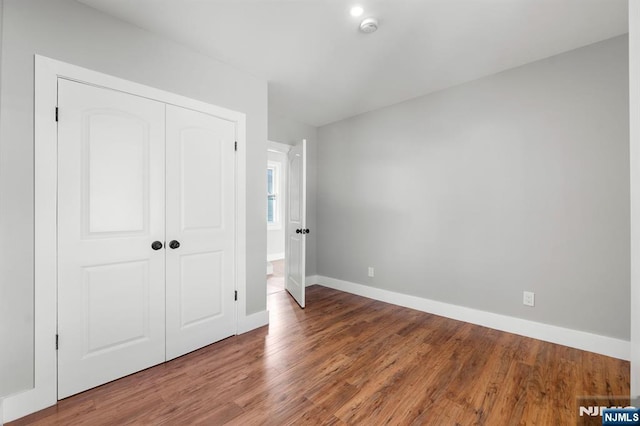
[9,285,629,425]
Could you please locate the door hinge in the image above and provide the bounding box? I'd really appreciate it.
[234,141,237,151]
[234,290,238,301]
[55,107,59,122]
[55,334,59,350]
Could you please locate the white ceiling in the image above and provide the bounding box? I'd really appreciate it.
[76,0,628,127]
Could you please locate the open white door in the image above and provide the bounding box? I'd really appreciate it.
[285,139,307,308]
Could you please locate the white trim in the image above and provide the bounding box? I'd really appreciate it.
[234,110,249,334]
[3,55,248,423]
[266,160,282,230]
[237,310,270,334]
[630,0,640,398]
[306,275,319,286]
[315,276,630,361]
[3,55,60,424]
[267,252,285,262]
[267,140,292,154]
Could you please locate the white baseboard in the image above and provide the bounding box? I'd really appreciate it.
[237,309,269,334]
[267,253,285,262]
[2,310,271,424]
[306,275,319,286]
[2,380,56,423]
[316,276,630,361]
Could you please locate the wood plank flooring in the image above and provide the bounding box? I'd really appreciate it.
[9,285,630,425]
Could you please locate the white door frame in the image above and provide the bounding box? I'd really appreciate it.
[267,140,291,264]
[267,140,292,272]
[3,55,247,420]
[268,140,292,155]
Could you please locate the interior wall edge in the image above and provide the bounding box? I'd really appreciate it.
[628,0,640,398]
[237,309,269,335]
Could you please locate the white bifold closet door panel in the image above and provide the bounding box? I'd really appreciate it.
[165,105,237,360]
[57,80,166,399]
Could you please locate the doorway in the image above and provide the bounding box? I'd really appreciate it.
[266,139,308,308]
[267,141,290,295]
[267,259,286,295]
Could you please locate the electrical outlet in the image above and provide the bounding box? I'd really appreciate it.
[523,291,535,307]
[368,267,374,278]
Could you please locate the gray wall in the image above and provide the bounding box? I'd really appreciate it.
[317,35,630,339]
[269,111,318,277]
[0,0,8,403]
[0,0,267,396]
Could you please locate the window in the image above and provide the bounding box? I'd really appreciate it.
[267,163,280,228]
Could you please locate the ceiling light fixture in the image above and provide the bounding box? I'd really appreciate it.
[350,6,364,17]
[359,17,378,33]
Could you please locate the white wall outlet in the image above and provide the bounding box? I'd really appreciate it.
[523,291,535,307]
[368,267,374,277]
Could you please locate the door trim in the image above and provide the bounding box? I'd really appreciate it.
[4,55,247,419]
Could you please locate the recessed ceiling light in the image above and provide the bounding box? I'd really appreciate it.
[350,6,364,17]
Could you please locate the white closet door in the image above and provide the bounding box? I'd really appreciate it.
[57,80,166,399]
[165,105,237,360]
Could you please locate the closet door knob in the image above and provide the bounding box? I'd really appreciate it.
[296,229,302,234]
[151,241,163,250]
[169,240,180,249]
[304,229,310,234]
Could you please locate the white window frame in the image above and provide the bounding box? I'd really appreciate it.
[267,161,282,230]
